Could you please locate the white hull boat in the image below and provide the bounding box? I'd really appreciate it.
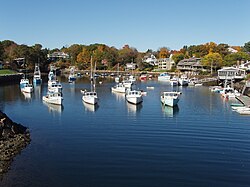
[158,73,171,82]
[33,64,42,84]
[111,83,127,93]
[126,90,143,105]
[20,78,29,88]
[43,92,63,105]
[82,91,98,105]
[48,80,62,93]
[21,84,33,93]
[161,91,181,107]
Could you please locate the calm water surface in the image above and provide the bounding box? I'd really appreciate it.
[0,77,250,187]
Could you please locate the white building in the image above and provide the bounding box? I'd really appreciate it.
[143,54,158,66]
[218,67,246,80]
[158,56,175,70]
[47,52,70,60]
[228,47,238,53]
[239,60,250,71]
[126,63,136,70]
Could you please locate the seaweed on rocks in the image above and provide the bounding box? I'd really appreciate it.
[0,111,31,177]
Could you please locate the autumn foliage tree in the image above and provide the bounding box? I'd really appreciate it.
[201,52,223,74]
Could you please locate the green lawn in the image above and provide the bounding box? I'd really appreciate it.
[0,69,18,75]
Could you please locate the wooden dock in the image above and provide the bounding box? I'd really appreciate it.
[236,95,250,106]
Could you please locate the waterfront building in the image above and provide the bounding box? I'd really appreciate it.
[158,55,175,70]
[239,60,250,72]
[47,52,70,61]
[177,57,204,72]
[126,63,136,70]
[143,54,158,66]
[217,67,246,80]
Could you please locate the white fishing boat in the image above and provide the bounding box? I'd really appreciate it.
[68,67,76,82]
[178,74,189,86]
[82,91,98,105]
[48,80,63,93]
[158,72,171,82]
[220,86,240,99]
[33,64,42,84]
[126,90,143,105]
[48,69,55,81]
[122,79,133,88]
[21,83,33,93]
[170,77,179,86]
[111,83,127,93]
[160,91,181,107]
[20,78,29,88]
[43,92,63,105]
[82,56,99,105]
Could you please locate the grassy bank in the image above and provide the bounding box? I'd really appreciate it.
[0,69,17,75]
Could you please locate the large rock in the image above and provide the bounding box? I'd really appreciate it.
[0,111,30,176]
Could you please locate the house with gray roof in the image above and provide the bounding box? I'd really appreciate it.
[177,57,204,72]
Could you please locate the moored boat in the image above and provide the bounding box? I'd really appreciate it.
[21,83,33,93]
[20,78,29,88]
[158,73,171,82]
[111,83,127,93]
[68,67,76,82]
[48,80,62,93]
[43,92,63,105]
[82,56,99,105]
[82,91,98,105]
[126,90,143,105]
[160,91,181,107]
[33,64,42,84]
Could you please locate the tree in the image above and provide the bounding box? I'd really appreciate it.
[76,47,92,69]
[201,52,223,74]
[172,53,185,64]
[214,43,229,57]
[158,47,169,58]
[243,41,250,52]
[224,52,250,66]
[0,42,4,60]
[117,45,138,66]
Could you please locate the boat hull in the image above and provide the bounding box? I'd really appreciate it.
[43,95,63,105]
[161,97,179,107]
[82,95,98,105]
[126,96,143,105]
[160,92,181,107]
[111,86,126,93]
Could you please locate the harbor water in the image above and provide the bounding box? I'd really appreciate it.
[0,77,250,187]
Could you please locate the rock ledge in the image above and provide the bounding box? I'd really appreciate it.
[0,111,31,175]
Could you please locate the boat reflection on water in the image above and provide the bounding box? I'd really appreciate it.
[162,104,179,118]
[34,84,41,98]
[112,91,125,102]
[22,92,32,100]
[82,101,99,112]
[43,101,64,114]
[127,102,143,115]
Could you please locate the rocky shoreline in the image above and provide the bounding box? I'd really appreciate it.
[0,111,31,176]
